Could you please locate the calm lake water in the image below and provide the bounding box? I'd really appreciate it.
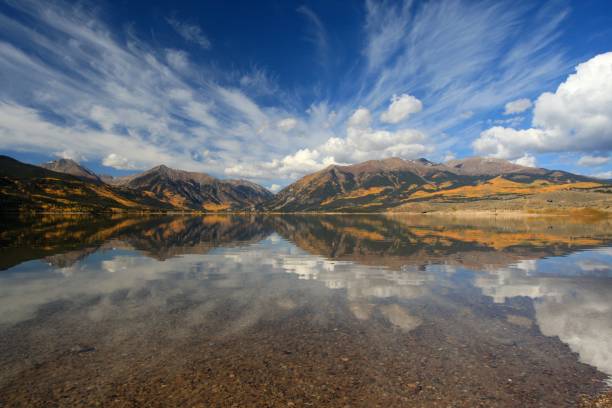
[1,214,611,407]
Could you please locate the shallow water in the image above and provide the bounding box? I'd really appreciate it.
[0,214,611,407]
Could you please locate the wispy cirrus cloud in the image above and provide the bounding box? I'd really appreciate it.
[0,0,607,187]
[0,0,306,176]
[166,17,211,49]
[267,0,578,179]
[297,5,329,68]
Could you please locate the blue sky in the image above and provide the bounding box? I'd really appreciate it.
[0,0,611,190]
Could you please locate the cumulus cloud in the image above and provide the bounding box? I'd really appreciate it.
[102,153,136,170]
[474,52,612,159]
[167,17,211,49]
[268,184,281,193]
[380,93,422,124]
[276,148,335,175]
[277,118,298,132]
[225,148,336,180]
[0,0,590,185]
[473,126,547,159]
[54,149,86,161]
[503,98,532,115]
[322,125,429,164]
[512,154,537,168]
[296,106,432,170]
[347,107,372,128]
[578,155,609,167]
[225,106,431,180]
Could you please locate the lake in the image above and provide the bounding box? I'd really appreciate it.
[1,214,611,406]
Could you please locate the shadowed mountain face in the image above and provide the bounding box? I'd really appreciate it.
[0,156,174,213]
[108,165,273,211]
[40,158,101,182]
[1,154,609,213]
[0,156,272,212]
[265,157,609,212]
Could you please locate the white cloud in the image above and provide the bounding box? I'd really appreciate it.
[347,107,372,128]
[102,153,136,170]
[225,148,336,180]
[474,52,612,159]
[0,103,186,171]
[473,126,547,159]
[0,1,317,180]
[358,0,571,136]
[239,67,279,96]
[54,149,85,161]
[532,52,612,147]
[443,152,456,162]
[503,98,532,115]
[0,0,591,186]
[363,0,412,71]
[512,154,537,168]
[318,107,431,165]
[268,184,281,193]
[277,118,298,132]
[225,106,432,180]
[168,88,192,101]
[592,171,612,180]
[276,148,336,177]
[492,116,525,127]
[380,93,422,124]
[166,17,211,49]
[578,155,609,167]
[165,49,189,71]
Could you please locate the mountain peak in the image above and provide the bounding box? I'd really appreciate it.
[147,164,173,174]
[106,164,271,210]
[414,158,435,166]
[41,158,101,182]
[444,156,544,176]
[51,158,77,165]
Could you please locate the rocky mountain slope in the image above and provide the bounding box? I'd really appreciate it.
[1,154,609,213]
[0,156,173,212]
[1,156,272,212]
[106,165,273,211]
[265,157,609,212]
[41,158,102,182]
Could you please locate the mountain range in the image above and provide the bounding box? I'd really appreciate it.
[0,156,271,212]
[266,157,609,212]
[0,154,609,213]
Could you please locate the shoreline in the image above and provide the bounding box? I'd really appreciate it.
[1,207,610,218]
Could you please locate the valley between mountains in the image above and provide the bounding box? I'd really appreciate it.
[0,155,610,214]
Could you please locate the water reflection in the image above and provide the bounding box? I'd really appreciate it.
[1,213,611,405]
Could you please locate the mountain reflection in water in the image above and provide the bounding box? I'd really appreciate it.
[0,214,611,407]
